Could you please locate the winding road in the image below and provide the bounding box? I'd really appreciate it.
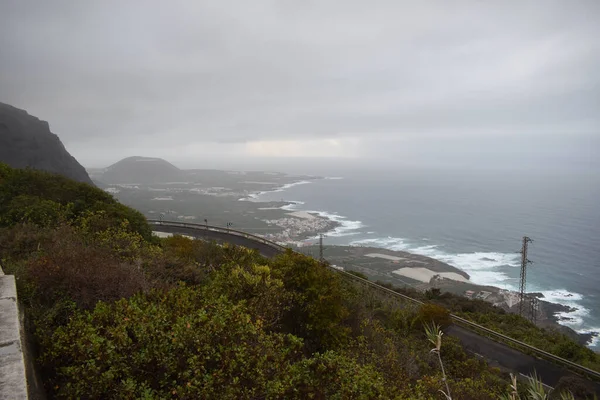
[150,222,283,258]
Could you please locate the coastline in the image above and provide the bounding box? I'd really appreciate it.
[245,177,599,349]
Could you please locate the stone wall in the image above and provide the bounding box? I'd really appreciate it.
[0,267,29,399]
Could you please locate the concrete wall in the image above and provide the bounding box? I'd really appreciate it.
[0,267,29,399]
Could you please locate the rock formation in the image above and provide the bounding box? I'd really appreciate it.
[0,102,93,184]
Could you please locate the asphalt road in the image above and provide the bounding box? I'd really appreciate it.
[447,325,600,393]
[152,224,284,258]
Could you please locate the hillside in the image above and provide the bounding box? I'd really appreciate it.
[0,164,598,399]
[0,102,93,184]
[99,156,183,183]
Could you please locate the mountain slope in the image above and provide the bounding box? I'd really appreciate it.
[100,156,183,183]
[0,102,93,185]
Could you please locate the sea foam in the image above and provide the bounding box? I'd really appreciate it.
[350,237,520,286]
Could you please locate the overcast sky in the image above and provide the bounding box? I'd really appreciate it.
[1,1,599,170]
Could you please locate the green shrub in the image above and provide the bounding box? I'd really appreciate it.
[44,286,304,399]
[270,251,351,351]
[206,262,293,330]
[417,303,452,328]
[267,351,386,400]
[0,195,71,227]
[0,163,153,240]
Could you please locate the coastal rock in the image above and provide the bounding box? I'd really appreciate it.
[0,102,93,184]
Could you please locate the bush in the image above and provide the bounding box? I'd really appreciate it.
[44,286,304,399]
[0,163,153,240]
[206,262,293,330]
[549,375,597,399]
[267,351,386,399]
[417,303,452,328]
[270,251,351,351]
[24,225,147,310]
[161,235,264,272]
[0,195,71,227]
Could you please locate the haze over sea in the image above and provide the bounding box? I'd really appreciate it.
[248,161,600,348]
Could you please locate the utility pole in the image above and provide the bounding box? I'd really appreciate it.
[529,296,539,324]
[518,236,533,317]
[319,234,324,261]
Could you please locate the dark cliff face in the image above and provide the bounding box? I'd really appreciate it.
[0,102,93,185]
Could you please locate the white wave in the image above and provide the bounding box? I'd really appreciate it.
[350,237,520,287]
[280,201,305,211]
[578,329,600,347]
[308,210,363,237]
[239,180,312,201]
[538,289,590,328]
[275,180,313,192]
[554,305,590,329]
[540,289,584,303]
[351,237,408,249]
[325,176,344,180]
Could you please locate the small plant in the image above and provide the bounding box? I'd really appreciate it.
[499,372,582,400]
[525,372,548,400]
[499,373,519,400]
[558,392,575,400]
[424,321,452,400]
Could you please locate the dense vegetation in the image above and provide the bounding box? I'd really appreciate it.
[0,164,596,399]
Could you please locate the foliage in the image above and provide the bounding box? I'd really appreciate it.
[0,163,153,240]
[270,251,352,352]
[44,286,303,399]
[0,195,71,227]
[549,375,598,400]
[23,224,148,310]
[267,351,386,399]
[424,322,452,399]
[418,303,452,328]
[206,261,293,330]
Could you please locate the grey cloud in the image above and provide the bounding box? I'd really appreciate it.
[0,0,599,166]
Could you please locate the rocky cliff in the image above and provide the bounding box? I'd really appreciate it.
[0,102,93,184]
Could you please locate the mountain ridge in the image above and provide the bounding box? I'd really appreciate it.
[0,102,93,185]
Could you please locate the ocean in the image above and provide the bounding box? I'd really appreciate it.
[249,165,600,348]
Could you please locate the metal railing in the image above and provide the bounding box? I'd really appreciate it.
[148,219,289,252]
[149,219,600,381]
